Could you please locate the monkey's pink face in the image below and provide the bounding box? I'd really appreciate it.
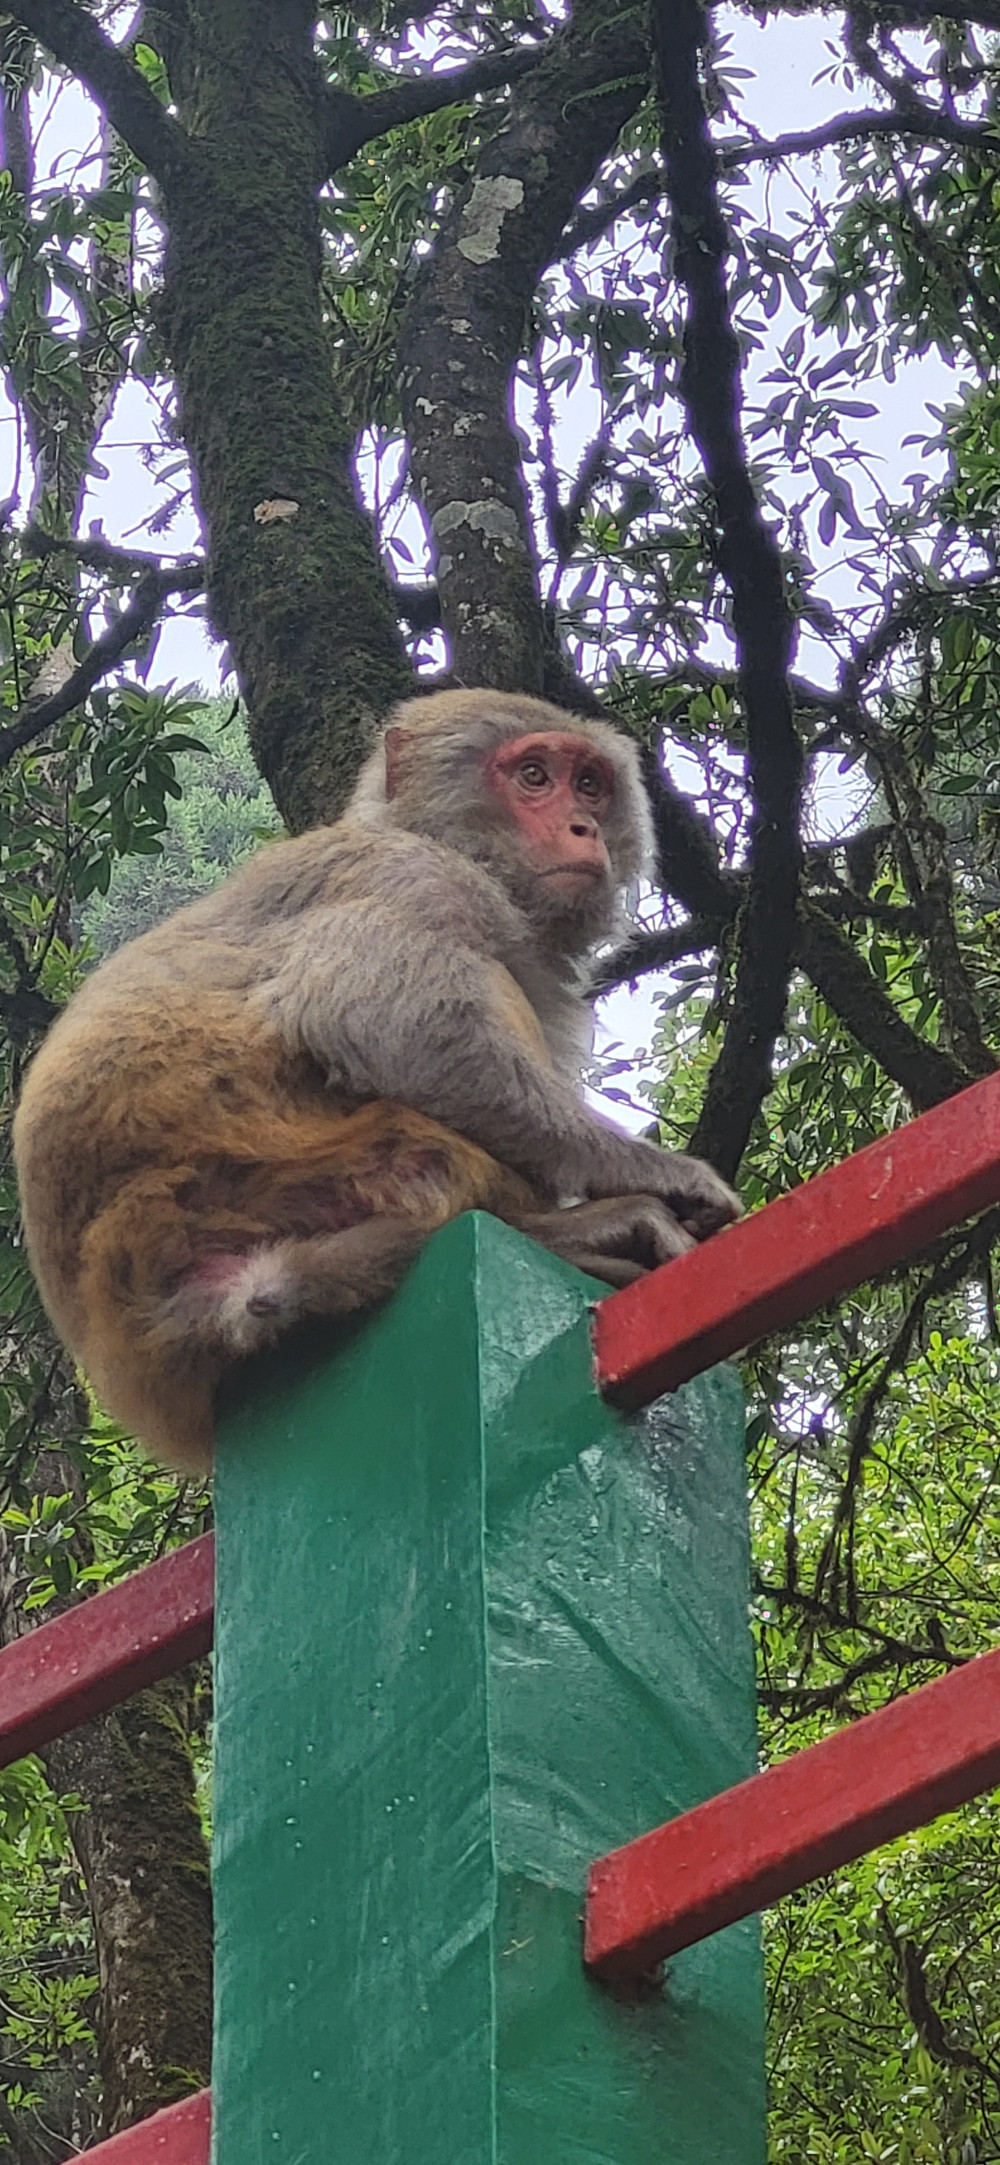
[484,733,615,901]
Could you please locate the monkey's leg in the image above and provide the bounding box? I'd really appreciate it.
[517,1194,696,1287]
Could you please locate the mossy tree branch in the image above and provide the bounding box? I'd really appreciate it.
[322,41,546,173]
[5,0,190,186]
[795,907,970,1109]
[151,0,414,830]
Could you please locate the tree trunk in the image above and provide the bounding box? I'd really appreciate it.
[44,1679,212,2136]
[156,0,410,832]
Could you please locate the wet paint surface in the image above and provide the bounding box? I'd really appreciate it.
[212,1213,765,2163]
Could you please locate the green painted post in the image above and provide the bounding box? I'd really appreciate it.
[212,1213,765,2164]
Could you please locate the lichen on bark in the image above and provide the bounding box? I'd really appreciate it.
[398,0,648,693]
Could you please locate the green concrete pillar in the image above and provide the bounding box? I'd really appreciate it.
[211,1213,765,2164]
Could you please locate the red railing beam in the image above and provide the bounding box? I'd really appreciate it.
[595,1070,1000,1410]
[0,1533,214,1770]
[585,1641,1000,1983]
[74,2090,210,2163]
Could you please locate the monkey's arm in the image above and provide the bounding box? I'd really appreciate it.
[269,910,738,1237]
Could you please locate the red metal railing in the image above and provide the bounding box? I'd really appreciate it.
[4,1072,1000,2146]
[594,1067,1000,1407]
[585,1641,1000,1982]
[77,2091,210,2162]
[0,1538,215,2158]
[0,1534,214,1771]
[585,1068,1000,1981]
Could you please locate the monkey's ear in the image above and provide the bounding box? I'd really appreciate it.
[383,726,412,802]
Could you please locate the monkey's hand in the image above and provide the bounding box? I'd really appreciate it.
[520,1195,696,1287]
[602,1136,741,1242]
[277,920,740,1236]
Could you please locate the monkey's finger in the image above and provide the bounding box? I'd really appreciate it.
[580,1254,647,1288]
[652,1152,742,1237]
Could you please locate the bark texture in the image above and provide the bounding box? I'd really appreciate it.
[398,0,648,691]
[44,1681,212,2135]
[155,0,411,830]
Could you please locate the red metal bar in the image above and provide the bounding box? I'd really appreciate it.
[74,2090,210,2163]
[585,1642,1000,1983]
[595,1069,1000,1410]
[0,1533,214,1770]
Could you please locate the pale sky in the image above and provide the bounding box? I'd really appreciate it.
[3,12,968,1128]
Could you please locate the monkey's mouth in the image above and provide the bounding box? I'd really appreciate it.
[540,863,604,880]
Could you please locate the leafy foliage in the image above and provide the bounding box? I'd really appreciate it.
[3,0,1000,2152]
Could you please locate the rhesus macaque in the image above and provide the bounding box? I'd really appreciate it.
[14,690,739,1470]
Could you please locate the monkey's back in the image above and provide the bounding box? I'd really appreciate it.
[14,962,324,1336]
[14,825,535,1362]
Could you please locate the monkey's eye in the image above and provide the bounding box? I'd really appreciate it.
[517,759,550,789]
[577,767,605,798]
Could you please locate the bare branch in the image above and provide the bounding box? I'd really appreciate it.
[560,169,663,258]
[717,102,1000,171]
[559,100,1000,261]
[25,524,206,584]
[5,0,191,188]
[752,0,1000,36]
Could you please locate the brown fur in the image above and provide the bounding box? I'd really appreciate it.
[14,690,738,1470]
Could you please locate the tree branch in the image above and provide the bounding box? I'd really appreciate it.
[591,913,723,996]
[717,102,1000,171]
[643,751,742,919]
[757,0,1000,36]
[559,168,663,258]
[5,0,191,188]
[0,984,57,1033]
[863,722,996,1077]
[397,0,649,690]
[881,1905,1000,2087]
[25,524,206,584]
[558,99,1000,259]
[391,580,440,632]
[796,905,969,1109]
[811,1208,1000,1613]
[322,42,546,174]
[652,0,803,1183]
[0,568,201,768]
[758,1637,960,1717]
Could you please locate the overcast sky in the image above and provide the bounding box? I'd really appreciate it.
[2,12,967,1125]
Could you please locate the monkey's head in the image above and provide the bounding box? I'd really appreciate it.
[348,690,654,954]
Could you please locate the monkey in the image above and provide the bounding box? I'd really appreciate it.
[13,689,740,1472]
